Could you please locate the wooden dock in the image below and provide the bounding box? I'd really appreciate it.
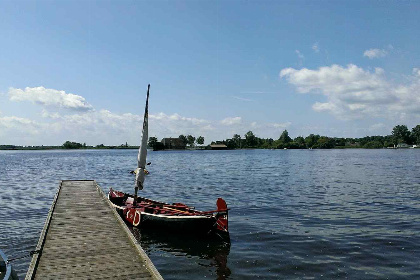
[25,180,163,280]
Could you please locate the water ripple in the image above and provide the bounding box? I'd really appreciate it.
[0,149,419,279]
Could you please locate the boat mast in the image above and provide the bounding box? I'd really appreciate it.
[134,84,150,206]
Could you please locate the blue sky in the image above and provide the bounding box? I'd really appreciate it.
[0,0,419,145]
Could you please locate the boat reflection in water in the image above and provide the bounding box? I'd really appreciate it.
[130,227,231,279]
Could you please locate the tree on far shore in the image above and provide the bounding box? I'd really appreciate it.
[148,137,158,149]
[233,134,241,148]
[412,125,420,145]
[179,135,188,146]
[63,141,83,149]
[196,136,204,146]
[305,134,319,148]
[278,130,292,144]
[244,131,257,147]
[187,135,196,147]
[364,141,383,149]
[392,125,411,146]
[294,136,306,148]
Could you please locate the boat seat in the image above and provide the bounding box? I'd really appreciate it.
[126,197,134,205]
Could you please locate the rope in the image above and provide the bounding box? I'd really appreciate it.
[6,250,41,264]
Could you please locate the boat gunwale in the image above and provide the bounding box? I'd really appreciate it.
[108,189,223,218]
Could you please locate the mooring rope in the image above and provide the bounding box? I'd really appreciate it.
[6,250,41,264]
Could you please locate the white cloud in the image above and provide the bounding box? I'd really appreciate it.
[0,107,294,145]
[0,116,37,128]
[233,96,254,102]
[280,64,420,119]
[312,43,320,53]
[270,122,292,129]
[151,112,206,124]
[0,116,41,137]
[221,117,242,126]
[2,84,294,145]
[295,50,305,66]
[41,109,61,119]
[369,123,386,131]
[312,102,338,112]
[9,86,93,111]
[295,50,304,59]
[363,48,388,59]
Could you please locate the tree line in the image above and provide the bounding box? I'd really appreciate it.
[3,125,418,150]
[61,141,137,149]
[148,135,205,149]
[211,124,420,149]
[178,135,205,147]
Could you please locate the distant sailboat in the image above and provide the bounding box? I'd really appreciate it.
[108,85,229,238]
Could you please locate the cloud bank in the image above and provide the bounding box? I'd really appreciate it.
[280,64,420,119]
[1,86,293,145]
[0,109,291,145]
[9,86,93,111]
[221,117,242,126]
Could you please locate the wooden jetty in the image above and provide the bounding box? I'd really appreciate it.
[25,180,163,280]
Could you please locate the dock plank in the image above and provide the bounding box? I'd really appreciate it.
[25,180,162,280]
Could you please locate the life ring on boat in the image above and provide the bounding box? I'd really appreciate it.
[133,210,141,226]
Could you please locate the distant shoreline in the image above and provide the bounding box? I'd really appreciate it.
[1,146,418,151]
[0,146,140,151]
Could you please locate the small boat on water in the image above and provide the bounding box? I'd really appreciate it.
[108,189,229,237]
[108,85,229,238]
[0,249,18,280]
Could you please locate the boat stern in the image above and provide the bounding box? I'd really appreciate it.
[214,198,229,234]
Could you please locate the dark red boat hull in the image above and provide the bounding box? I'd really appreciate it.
[108,188,229,238]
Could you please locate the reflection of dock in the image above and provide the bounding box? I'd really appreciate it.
[25,180,162,280]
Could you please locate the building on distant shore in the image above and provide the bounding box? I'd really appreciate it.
[210,144,228,150]
[161,138,186,149]
[397,143,410,148]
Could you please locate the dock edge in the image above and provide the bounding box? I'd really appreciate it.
[25,180,163,280]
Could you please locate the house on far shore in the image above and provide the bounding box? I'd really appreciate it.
[161,138,186,150]
[345,142,360,147]
[210,144,228,150]
[397,143,410,148]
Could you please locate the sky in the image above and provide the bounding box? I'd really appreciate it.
[0,0,419,146]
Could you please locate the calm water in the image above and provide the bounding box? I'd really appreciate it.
[0,149,419,279]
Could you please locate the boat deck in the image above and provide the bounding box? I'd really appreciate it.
[25,180,162,280]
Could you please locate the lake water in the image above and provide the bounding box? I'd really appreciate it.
[0,149,419,279]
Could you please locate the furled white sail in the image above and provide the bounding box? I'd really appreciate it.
[135,84,150,190]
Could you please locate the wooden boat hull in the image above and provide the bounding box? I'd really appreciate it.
[108,188,229,238]
[138,212,216,232]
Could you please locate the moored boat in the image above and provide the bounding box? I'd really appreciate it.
[108,84,229,239]
[108,188,229,237]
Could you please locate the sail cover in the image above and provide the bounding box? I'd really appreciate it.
[135,84,150,190]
